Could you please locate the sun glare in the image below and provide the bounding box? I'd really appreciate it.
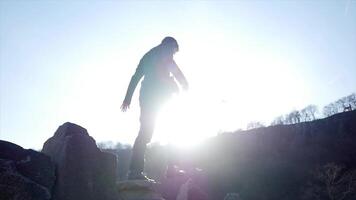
[150,36,304,148]
[153,91,219,148]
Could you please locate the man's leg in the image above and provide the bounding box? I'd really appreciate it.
[129,105,157,179]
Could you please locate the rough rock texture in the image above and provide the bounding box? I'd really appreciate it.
[160,177,208,200]
[223,193,241,200]
[117,180,165,200]
[42,122,118,200]
[159,175,189,200]
[0,140,55,200]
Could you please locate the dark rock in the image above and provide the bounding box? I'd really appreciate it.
[0,159,51,200]
[0,140,56,190]
[160,175,189,200]
[117,180,165,200]
[15,149,56,190]
[0,140,56,200]
[42,122,118,200]
[0,140,26,161]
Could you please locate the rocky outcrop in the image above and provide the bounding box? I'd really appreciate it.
[0,140,55,200]
[117,180,165,200]
[42,122,118,200]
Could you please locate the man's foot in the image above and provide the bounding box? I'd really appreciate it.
[128,172,155,182]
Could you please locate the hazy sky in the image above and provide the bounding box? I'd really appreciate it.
[1,0,355,149]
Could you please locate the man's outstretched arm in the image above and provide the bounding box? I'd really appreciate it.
[121,61,144,111]
[171,61,189,90]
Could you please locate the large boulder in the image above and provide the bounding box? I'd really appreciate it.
[117,180,165,200]
[0,140,55,200]
[42,122,118,200]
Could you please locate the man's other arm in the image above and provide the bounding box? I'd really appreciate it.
[171,61,189,90]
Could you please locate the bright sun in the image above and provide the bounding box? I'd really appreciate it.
[152,91,223,148]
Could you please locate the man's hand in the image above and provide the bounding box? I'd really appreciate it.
[121,102,130,112]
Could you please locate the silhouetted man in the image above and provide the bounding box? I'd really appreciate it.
[121,37,188,180]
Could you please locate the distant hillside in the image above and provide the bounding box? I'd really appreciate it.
[195,110,356,200]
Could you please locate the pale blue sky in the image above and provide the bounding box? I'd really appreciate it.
[1,0,355,149]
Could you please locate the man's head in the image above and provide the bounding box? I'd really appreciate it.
[161,36,179,54]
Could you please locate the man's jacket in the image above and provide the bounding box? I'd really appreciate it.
[123,44,188,106]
